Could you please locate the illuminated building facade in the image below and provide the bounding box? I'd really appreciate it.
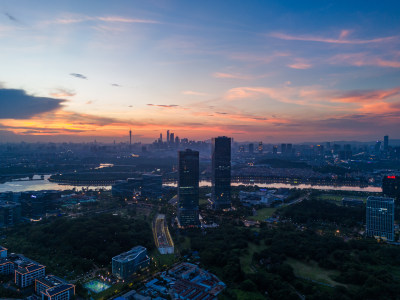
[177,149,199,226]
[211,137,231,210]
[112,246,150,279]
[366,196,395,242]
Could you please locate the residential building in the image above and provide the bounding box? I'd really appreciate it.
[0,201,21,227]
[35,275,75,300]
[366,196,395,242]
[15,263,46,288]
[112,246,150,279]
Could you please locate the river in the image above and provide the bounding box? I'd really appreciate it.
[0,175,382,193]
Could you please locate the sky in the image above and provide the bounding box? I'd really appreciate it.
[1,0,400,143]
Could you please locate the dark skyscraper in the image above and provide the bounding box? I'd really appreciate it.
[167,130,170,143]
[384,135,389,152]
[129,129,132,145]
[211,136,231,209]
[178,149,199,227]
[170,133,175,145]
[248,143,254,154]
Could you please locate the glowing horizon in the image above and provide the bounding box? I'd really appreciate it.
[1,1,399,143]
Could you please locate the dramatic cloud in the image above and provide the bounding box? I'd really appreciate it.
[70,73,87,79]
[270,31,397,45]
[0,88,65,119]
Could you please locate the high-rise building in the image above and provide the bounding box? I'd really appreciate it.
[384,135,389,152]
[248,144,254,154]
[273,145,278,155]
[366,196,395,241]
[286,144,292,155]
[258,141,263,153]
[167,130,170,143]
[170,133,175,145]
[211,137,231,210]
[178,149,199,226]
[382,175,400,200]
[129,129,132,145]
[281,144,287,155]
[375,141,381,153]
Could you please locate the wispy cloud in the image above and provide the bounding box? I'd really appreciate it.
[329,53,400,68]
[287,59,312,69]
[50,88,76,98]
[147,104,180,108]
[212,72,250,79]
[270,31,397,45]
[52,15,159,25]
[4,12,19,23]
[331,87,400,103]
[111,83,121,87]
[70,73,87,80]
[182,90,208,96]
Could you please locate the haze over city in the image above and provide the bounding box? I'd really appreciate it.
[1,1,400,143]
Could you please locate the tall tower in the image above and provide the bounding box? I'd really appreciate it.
[129,129,132,145]
[178,149,200,227]
[167,130,170,143]
[384,135,389,152]
[211,136,231,210]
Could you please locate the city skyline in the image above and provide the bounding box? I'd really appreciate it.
[1,1,400,143]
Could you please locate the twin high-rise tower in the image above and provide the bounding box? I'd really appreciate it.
[211,136,231,210]
[177,149,200,227]
[177,136,232,227]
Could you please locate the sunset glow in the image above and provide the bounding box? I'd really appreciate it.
[1,1,399,142]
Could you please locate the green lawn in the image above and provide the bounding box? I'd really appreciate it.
[150,249,177,269]
[319,194,365,204]
[249,207,277,221]
[240,242,267,274]
[287,258,341,286]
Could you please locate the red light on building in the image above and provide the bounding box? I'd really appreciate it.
[387,176,396,179]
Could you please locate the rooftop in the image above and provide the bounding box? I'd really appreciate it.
[112,246,147,263]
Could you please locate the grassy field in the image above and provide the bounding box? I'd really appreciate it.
[249,207,277,221]
[287,258,341,286]
[150,249,177,268]
[240,242,267,274]
[319,194,366,204]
